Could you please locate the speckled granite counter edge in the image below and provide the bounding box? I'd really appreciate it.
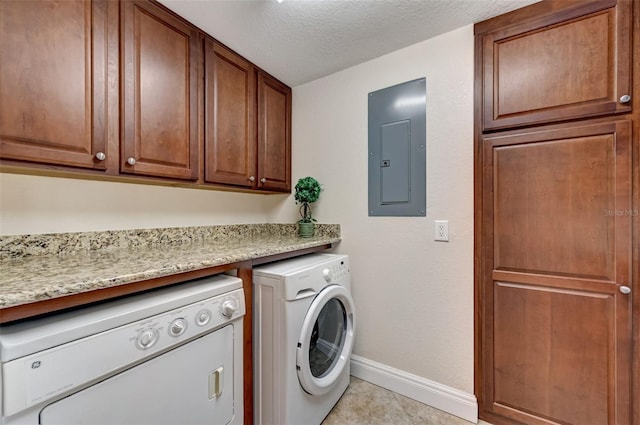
[0,224,341,310]
[0,232,341,310]
[0,223,340,258]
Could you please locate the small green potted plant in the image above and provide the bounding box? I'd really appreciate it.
[294,176,322,237]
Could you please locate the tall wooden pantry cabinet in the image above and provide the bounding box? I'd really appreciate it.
[474,1,638,424]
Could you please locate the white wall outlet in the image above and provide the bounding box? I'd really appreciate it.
[435,220,449,242]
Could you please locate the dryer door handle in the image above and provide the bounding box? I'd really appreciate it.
[295,289,317,300]
[208,367,223,399]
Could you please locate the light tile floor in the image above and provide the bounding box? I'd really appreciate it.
[322,377,493,425]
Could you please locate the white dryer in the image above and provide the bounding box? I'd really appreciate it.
[0,275,245,425]
[253,253,355,425]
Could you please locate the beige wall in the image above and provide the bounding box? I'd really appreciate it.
[270,25,475,393]
[0,173,280,235]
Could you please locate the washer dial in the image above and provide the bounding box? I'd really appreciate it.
[322,268,332,282]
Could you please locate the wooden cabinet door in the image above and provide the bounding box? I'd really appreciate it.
[257,72,291,192]
[479,120,633,425]
[204,39,257,188]
[121,0,198,180]
[0,0,109,169]
[479,0,632,131]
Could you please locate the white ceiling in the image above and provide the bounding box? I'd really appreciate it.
[158,0,539,87]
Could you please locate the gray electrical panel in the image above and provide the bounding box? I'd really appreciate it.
[368,78,426,216]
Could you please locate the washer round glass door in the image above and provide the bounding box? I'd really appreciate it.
[296,284,355,395]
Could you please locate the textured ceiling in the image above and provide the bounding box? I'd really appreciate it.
[158,0,540,87]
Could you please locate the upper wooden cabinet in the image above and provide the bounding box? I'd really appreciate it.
[120,0,199,180]
[477,0,632,131]
[204,39,257,188]
[204,41,291,192]
[0,0,111,170]
[257,72,292,192]
[1,0,292,192]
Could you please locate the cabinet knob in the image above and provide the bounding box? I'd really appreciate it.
[619,285,631,294]
[249,176,255,182]
[260,178,267,184]
[619,94,631,104]
[127,157,136,166]
[95,152,106,161]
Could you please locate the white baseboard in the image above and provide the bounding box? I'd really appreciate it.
[350,355,478,423]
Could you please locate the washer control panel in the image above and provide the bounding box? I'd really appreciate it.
[322,260,349,283]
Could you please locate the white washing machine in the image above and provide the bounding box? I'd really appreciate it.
[253,253,355,425]
[0,274,245,425]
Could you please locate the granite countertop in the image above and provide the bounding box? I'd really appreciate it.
[0,224,340,310]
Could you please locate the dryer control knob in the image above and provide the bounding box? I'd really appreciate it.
[220,300,237,317]
[136,328,159,350]
[322,268,333,282]
[169,318,187,337]
[196,309,212,326]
